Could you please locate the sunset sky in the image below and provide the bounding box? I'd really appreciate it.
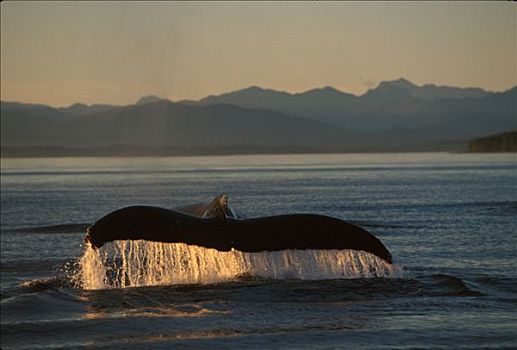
[1,1,515,107]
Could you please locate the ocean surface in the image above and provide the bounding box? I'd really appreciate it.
[1,153,516,349]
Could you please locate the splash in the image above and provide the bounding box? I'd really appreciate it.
[79,241,398,290]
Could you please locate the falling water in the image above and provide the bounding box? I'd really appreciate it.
[79,241,398,290]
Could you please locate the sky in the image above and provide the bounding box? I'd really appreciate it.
[1,1,516,107]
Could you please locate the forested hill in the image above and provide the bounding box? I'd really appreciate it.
[468,130,517,153]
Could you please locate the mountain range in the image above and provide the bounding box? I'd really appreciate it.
[1,78,516,156]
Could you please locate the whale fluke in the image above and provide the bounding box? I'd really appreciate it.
[85,205,392,264]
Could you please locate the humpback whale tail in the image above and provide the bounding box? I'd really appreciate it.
[85,196,393,264]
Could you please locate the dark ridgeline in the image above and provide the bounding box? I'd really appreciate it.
[1,79,516,157]
[468,130,517,152]
[1,100,350,156]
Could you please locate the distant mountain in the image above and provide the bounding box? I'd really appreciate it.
[136,95,168,105]
[198,85,357,125]
[2,101,71,122]
[373,78,488,100]
[200,79,489,109]
[1,100,360,156]
[1,79,515,156]
[56,95,167,117]
[197,79,516,140]
[60,103,115,115]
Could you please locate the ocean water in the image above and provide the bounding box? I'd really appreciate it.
[1,153,516,349]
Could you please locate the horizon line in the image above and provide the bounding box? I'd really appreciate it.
[2,78,515,108]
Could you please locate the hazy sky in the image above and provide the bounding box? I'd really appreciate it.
[1,1,515,106]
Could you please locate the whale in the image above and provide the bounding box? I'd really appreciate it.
[84,198,393,264]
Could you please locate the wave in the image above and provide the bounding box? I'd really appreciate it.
[416,273,483,297]
[7,199,513,236]
[3,163,516,177]
[429,200,517,212]
[18,276,75,293]
[5,223,90,234]
[15,272,491,309]
[350,221,422,229]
